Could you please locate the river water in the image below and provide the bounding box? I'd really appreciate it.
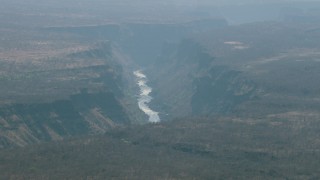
[133,70,160,123]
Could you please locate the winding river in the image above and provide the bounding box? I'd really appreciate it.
[133,70,160,123]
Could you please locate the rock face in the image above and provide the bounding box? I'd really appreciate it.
[0,42,132,148]
[149,39,257,119]
[0,91,130,148]
[149,21,320,120]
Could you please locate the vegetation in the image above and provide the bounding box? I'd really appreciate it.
[1,116,320,179]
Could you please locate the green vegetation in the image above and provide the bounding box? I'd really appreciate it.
[1,116,320,179]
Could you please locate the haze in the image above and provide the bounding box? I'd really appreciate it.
[1,0,320,179]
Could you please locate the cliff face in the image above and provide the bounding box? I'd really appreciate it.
[149,39,256,119]
[0,42,132,148]
[150,21,320,120]
[0,92,129,148]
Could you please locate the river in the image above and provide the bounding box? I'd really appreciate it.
[133,70,160,123]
